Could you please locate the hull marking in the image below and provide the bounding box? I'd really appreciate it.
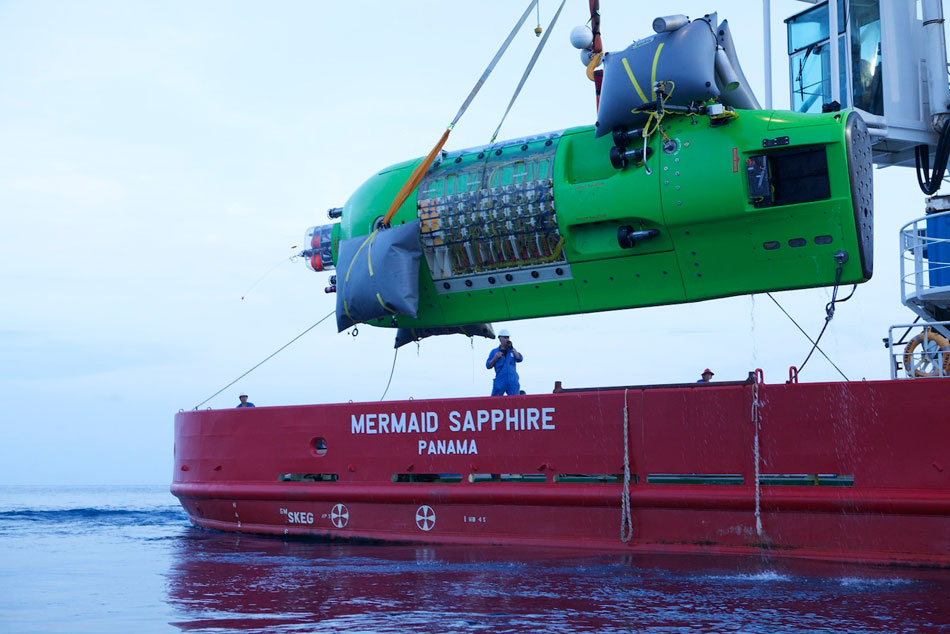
[331,503,349,528]
[416,505,436,531]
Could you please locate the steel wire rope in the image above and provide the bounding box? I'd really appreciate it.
[764,272,854,382]
[795,263,854,377]
[193,309,335,410]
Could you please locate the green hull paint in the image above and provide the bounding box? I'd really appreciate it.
[334,109,873,329]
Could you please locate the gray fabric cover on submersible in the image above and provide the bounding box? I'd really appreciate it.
[596,15,758,136]
[394,323,495,349]
[335,220,422,332]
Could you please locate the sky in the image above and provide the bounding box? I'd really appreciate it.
[0,0,940,485]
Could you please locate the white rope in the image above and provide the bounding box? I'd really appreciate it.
[621,388,634,542]
[751,380,763,537]
[192,310,335,409]
[379,348,399,401]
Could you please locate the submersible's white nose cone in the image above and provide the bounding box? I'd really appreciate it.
[569,25,593,50]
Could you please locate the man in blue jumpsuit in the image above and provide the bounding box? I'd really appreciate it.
[486,329,523,396]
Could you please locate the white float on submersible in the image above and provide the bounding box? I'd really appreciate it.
[715,46,740,91]
[652,14,688,33]
[569,25,593,50]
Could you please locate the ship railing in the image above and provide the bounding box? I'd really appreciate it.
[886,320,950,379]
[899,208,950,334]
[552,372,757,393]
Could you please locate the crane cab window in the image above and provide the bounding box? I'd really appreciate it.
[850,1,882,115]
[786,1,883,117]
[786,1,848,113]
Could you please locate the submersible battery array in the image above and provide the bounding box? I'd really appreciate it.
[300,12,873,347]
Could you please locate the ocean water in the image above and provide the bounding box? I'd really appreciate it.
[0,486,948,633]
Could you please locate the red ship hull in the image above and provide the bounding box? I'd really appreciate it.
[171,377,950,567]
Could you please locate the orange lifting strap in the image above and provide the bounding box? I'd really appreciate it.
[589,0,604,109]
[381,128,450,227]
[381,1,539,227]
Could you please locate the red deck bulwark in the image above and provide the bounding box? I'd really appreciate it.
[171,378,950,567]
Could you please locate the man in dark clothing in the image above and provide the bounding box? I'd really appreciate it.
[237,394,256,408]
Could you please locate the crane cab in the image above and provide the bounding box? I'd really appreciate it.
[785,0,949,166]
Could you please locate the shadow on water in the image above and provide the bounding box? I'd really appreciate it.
[164,528,950,633]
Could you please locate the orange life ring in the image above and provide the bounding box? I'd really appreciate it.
[903,330,950,377]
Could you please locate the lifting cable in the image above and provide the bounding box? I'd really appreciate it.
[765,262,856,381]
[490,0,567,144]
[381,0,539,227]
[379,347,399,401]
[589,0,602,58]
[588,0,603,108]
[765,293,849,381]
[796,264,856,376]
[193,309,335,409]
